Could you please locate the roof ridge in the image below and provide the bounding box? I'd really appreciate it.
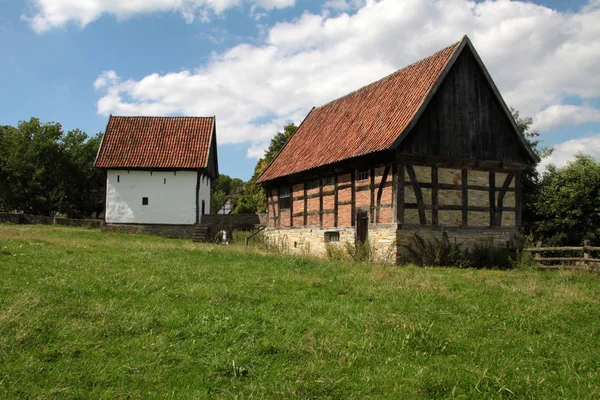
[110,115,214,119]
[313,40,461,112]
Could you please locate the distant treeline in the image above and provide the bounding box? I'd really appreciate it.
[0,118,104,218]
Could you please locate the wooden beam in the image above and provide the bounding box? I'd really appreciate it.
[334,175,338,228]
[515,171,522,228]
[391,163,398,223]
[351,171,356,226]
[303,183,308,226]
[290,185,294,227]
[406,165,426,225]
[376,165,390,223]
[397,164,405,224]
[431,166,438,226]
[319,178,324,228]
[462,169,468,227]
[370,167,375,222]
[495,173,515,226]
[489,172,496,227]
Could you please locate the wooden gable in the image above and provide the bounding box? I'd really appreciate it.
[396,41,535,165]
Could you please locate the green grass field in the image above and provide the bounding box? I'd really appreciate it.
[1,225,599,399]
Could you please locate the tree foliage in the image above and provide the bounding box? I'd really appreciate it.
[210,174,244,214]
[233,122,298,214]
[534,154,600,245]
[0,118,104,218]
[511,108,552,234]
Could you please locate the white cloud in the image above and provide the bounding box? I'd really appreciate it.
[93,0,600,159]
[24,0,296,32]
[538,134,600,172]
[534,105,600,132]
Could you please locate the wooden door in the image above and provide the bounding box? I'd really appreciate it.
[356,210,368,243]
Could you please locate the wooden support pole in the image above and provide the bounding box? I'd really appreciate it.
[406,165,426,225]
[319,178,323,228]
[397,164,405,224]
[290,186,294,227]
[584,240,591,259]
[462,169,468,227]
[334,175,339,228]
[391,163,398,224]
[351,171,356,226]
[515,171,522,228]
[303,183,308,226]
[431,165,438,226]
[489,171,496,227]
[370,167,375,223]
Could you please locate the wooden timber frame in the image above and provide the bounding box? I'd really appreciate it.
[263,152,527,232]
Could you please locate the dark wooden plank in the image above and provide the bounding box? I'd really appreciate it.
[319,178,323,228]
[338,200,353,206]
[303,183,308,226]
[405,203,504,212]
[351,171,356,226]
[431,165,438,225]
[410,182,514,192]
[515,171,522,228]
[406,165,426,225]
[495,172,514,226]
[489,172,495,227]
[462,169,468,227]
[370,167,375,222]
[397,164,405,224]
[376,165,391,223]
[391,163,398,223]
[290,184,294,227]
[334,175,338,228]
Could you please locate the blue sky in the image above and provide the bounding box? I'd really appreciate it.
[1,0,599,180]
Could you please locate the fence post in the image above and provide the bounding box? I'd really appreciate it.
[583,240,591,259]
[535,241,542,267]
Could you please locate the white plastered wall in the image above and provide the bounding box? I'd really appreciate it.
[198,174,211,222]
[106,170,204,225]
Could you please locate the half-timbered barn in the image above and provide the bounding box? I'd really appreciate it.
[256,35,537,262]
[95,116,218,237]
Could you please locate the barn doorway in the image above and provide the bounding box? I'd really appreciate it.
[356,210,368,243]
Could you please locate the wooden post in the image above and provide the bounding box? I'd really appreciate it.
[319,178,323,228]
[431,165,438,226]
[370,167,375,223]
[290,185,294,227]
[303,183,308,226]
[583,240,591,259]
[351,171,356,227]
[397,164,405,224]
[489,171,496,227]
[334,175,338,228]
[461,169,468,227]
[391,163,398,223]
[535,241,542,267]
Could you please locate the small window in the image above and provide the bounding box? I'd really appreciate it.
[325,231,340,243]
[324,177,335,186]
[164,178,167,184]
[117,175,120,183]
[307,180,319,190]
[142,197,149,206]
[357,170,369,182]
[279,187,291,209]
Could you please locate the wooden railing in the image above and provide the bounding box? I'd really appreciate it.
[524,240,600,271]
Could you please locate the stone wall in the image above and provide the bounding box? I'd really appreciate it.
[103,223,194,238]
[263,224,398,263]
[264,224,518,264]
[0,213,103,229]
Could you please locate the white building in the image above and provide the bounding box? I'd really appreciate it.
[95,116,218,227]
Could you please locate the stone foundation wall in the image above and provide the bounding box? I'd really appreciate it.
[264,225,519,264]
[103,223,194,239]
[263,224,398,263]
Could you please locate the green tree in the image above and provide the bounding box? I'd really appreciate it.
[511,108,553,233]
[210,174,244,214]
[534,154,600,245]
[234,122,298,214]
[0,118,104,217]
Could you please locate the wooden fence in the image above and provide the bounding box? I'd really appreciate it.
[524,240,600,271]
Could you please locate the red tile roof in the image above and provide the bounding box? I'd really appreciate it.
[96,116,215,169]
[257,40,461,183]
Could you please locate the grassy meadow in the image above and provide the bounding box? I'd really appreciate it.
[0,224,599,399]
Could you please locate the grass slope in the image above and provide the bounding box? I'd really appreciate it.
[0,225,599,399]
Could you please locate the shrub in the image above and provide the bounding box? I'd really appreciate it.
[325,243,347,261]
[344,240,373,262]
[403,232,470,268]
